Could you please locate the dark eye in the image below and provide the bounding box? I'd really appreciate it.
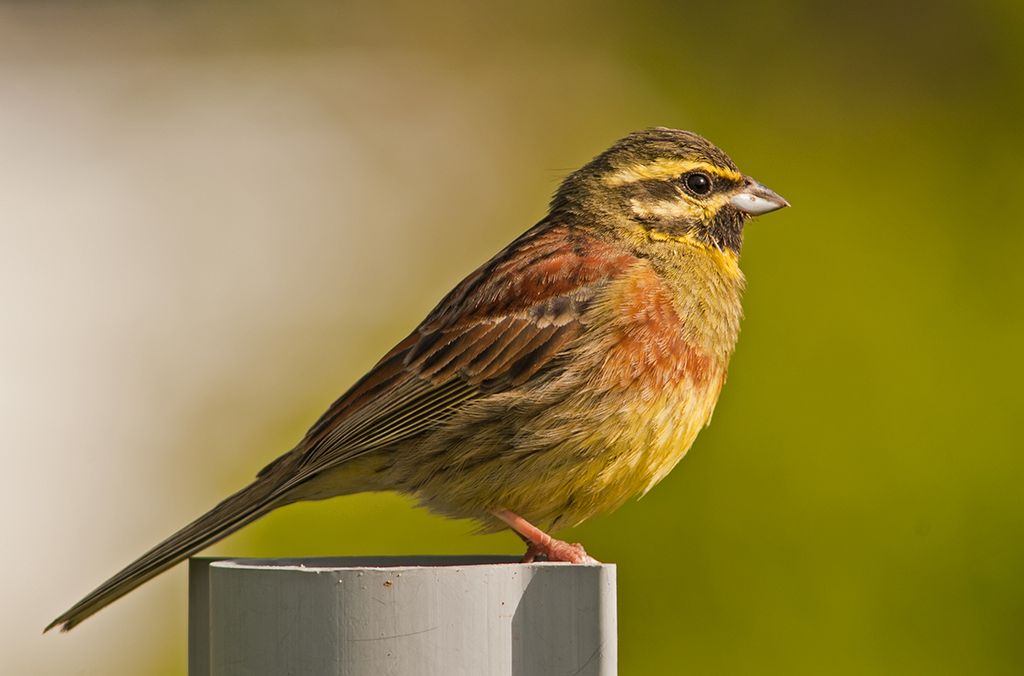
[684,172,712,195]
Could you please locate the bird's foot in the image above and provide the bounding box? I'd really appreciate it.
[492,508,599,564]
[522,538,597,564]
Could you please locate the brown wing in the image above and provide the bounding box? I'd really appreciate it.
[264,222,637,487]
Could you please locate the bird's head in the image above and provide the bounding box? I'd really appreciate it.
[554,127,788,253]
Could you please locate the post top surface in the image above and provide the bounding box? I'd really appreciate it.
[197,555,614,573]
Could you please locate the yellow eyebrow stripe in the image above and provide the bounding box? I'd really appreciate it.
[603,159,743,186]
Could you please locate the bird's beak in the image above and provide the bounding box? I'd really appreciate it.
[730,178,790,216]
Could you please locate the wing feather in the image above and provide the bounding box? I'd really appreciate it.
[265,223,638,489]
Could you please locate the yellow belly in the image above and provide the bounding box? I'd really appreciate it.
[519,373,723,528]
[383,364,726,531]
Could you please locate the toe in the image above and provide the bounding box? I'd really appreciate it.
[548,540,600,564]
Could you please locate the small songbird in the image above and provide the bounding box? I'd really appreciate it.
[47,127,788,632]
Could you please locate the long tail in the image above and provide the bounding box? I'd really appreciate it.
[45,476,284,632]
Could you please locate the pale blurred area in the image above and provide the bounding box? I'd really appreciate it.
[1,4,660,674]
[3,1,1023,675]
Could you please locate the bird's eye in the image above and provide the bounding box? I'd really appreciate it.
[684,172,712,195]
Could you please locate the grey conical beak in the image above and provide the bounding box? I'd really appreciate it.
[730,179,790,215]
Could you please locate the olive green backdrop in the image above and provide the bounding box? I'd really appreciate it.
[7,1,1022,674]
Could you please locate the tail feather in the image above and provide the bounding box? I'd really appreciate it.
[45,477,283,633]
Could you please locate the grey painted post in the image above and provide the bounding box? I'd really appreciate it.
[188,556,616,676]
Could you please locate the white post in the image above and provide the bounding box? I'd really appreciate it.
[188,556,616,676]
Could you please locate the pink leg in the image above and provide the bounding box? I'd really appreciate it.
[492,509,599,564]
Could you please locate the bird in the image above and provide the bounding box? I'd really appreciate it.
[47,127,788,632]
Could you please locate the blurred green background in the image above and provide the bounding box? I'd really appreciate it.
[5,1,1023,674]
